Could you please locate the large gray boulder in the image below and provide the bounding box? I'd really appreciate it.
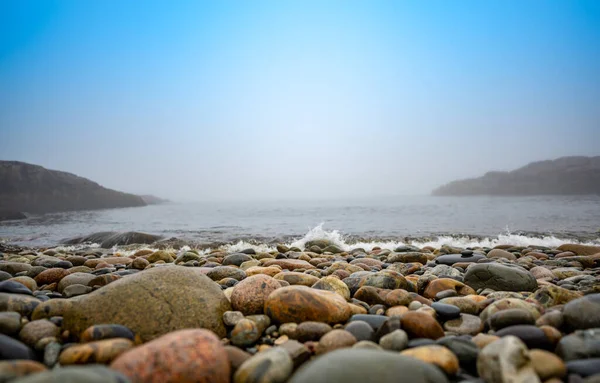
[464,263,537,292]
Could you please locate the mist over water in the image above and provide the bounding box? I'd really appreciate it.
[2,195,599,249]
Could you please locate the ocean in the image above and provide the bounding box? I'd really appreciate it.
[1,195,599,250]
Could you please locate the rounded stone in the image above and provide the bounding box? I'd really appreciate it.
[7,366,130,383]
[59,338,134,365]
[344,321,374,342]
[0,334,36,360]
[111,329,229,383]
[233,347,293,383]
[19,319,60,348]
[57,273,96,293]
[563,294,600,331]
[566,358,600,378]
[288,348,449,383]
[555,329,600,361]
[431,302,461,321]
[0,360,47,381]
[34,268,70,286]
[274,272,320,287]
[311,276,351,300]
[231,274,281,316]
[488,308,536,330]
[401,311,445,340]
[264,286,352,325]
[317,329,357,354]
[231,318,261,347]
[477,336,539,383]
[464,263,537,292]
[0,311,22,336]
[423,279,475,299]
[494,325,552,350]
[295,321,332,342]
[379,329,409,351]
[401,345,459,375]
[529,349,566,380]
[443,314,483,335]
[437,336,479,373]
[63,266,231,342]
[487,249,517,260]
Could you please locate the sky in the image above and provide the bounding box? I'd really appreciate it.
[1,0,599,201]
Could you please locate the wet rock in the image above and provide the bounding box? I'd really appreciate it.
[274,272,319,287]
[231,318,263,347]
[59,338,134,365]
[431,302,461,321]
[488,308,536,330]
[443,314,483,335]
[423,278,476,299]
[311,276,351,300]
[231,274,281,315]
[30,299,70,320]
[280,339,310,368]
[8,365,131,382]
[557,244,600,256]
[556,329,600,361]
[477,336,540,383]
[63,266,231,342]
[0,311,21,336]
[0,334,36,360]
[263,259,316,271]
[223,253,253,267]
[494,325,552,350]
[111,329,229,383]
[563,294,600,331]
[295,321,332,342]
[0,280,32,295]
[223,311,245,327]
[317,329,357,354]
[400,345,459,375]
[379,329,409,351]
[464,263,538,292]
[0,360,46,382]
[487,249,518,260]
[348,314,388,332]
[264,286,352,324]
[234,347,293,383]
[33,268,69,286]
[207,266,246,281]
[63,284,92,298]
[566,358,600,378]
[19,320,60,348]
[437,336,479,373]
[435,253,486,265]
[288,348,449,383]
[57,273,96,293]
[344,320,374,342]
[529,349,567,380]
[224,345,251,374]
[401,311,445,340]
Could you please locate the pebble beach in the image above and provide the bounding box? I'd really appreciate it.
[0,238,599,383]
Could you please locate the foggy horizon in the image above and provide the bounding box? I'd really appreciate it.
[2,1,599,202]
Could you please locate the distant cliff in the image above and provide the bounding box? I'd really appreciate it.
[139,195,169,205]
[0,161,147,216]
[432,156,600,196]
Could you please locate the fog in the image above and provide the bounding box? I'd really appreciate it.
[1,1,599,202]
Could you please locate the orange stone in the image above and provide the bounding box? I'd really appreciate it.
[401,345,459,375]
[111,329,229,383]
[423,278,476,299]
[231,274,281,315]
[400,311,444,340]
[264,286,352,324]
[59,338,134,365]
[34,268,70,285]
[263,259,316,271]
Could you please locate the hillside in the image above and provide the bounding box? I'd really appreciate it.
[432,156,600,196]
[0,161,147,216]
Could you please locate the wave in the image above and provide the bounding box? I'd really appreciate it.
[42,223,600,254]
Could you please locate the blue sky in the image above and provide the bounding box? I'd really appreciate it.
[1,1,599,201]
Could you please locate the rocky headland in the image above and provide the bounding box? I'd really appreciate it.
[433,156,600,196]
[0,161,148,220]
[0,237,599,382]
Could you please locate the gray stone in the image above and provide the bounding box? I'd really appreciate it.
[464,263,537,292]
[563,294,600,331]
[556,328,600,361]
[379,329,408,352]
[288,349,448,383]
[9,366,130,383]
[0,312,22,336]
